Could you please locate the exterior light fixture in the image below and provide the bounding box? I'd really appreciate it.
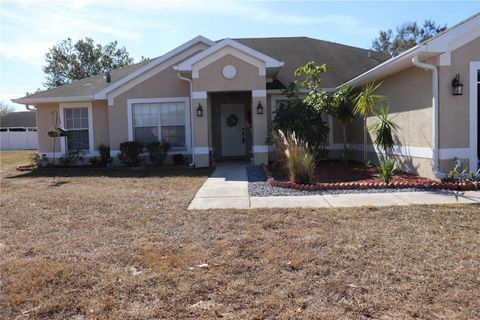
[196,104,203,117]
[452,73,463,95]
[256,101,264,115]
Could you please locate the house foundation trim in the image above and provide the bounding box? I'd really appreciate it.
[469,61,479,173]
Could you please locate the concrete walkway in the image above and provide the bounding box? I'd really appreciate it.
[188,163,480,210]
[188,162,250,210]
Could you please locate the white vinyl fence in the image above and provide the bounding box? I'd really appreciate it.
[0,128,38,150]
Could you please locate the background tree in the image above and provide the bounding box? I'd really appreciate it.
[0,102,15,116]
[43,37,134,88]
[372,20,447,56]
[354,82,385,168]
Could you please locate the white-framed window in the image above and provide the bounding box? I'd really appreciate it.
[132,101,187,149]
[272,98,289,121]
[271,96,330,145]
[64,107,90,151]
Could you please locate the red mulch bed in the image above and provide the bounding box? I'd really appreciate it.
[270,160,436,185]
[267,160,478,191]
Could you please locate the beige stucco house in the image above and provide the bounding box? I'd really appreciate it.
[13,13,480,179]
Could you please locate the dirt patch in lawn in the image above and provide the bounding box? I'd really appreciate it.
[1,152,480,319]
[271,159,437,185]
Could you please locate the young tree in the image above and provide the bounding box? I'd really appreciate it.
[272,83,329,153]
[372,20,447,56]
[354,82,385,168]
[369,105,399,159]
[43,37,134,88]
[0,102,15,115]
[331,86,355,159]
[294,62,355,159]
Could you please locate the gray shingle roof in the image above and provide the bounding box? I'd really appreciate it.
[234,37,390,88]
[18,37,389,100]
[0,111,37,128]
[20,59,151,99]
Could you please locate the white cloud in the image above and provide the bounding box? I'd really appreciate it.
[0,0,142,66]
[0,0,372,67]
[0,40,50,67]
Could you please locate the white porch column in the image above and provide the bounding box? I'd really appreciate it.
[192,91,209,167]
[252,90,268,165]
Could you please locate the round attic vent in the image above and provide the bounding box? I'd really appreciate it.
[222,65,237,79]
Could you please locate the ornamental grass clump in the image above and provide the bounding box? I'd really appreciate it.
[379,158,396,184]
[273,130,316,184]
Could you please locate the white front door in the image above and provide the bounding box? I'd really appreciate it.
[220,104,245,157]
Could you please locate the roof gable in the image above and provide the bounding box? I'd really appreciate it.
[176,38,284,73]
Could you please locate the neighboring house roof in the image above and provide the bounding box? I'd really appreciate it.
[344,12,480,88]
[15,61,152,101]
[12,36,389,104]
[0,111,37,128]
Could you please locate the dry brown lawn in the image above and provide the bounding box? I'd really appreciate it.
[1,151,479,319]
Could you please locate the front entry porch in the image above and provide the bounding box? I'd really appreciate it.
[191,89,268,168]
[209,92,252,163]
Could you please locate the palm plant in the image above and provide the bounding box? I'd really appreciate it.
[354,82,385,167]
[369,105,399,159]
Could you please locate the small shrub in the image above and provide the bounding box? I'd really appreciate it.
[379,159,395,183]
[97,143,111,166]
[172,154,185,166]
[469,169,480,181]
[147,141,171,166]
[33,154,50,167]
[117,141,143,167]
[446,165,479,182]
[59,151,83,167]
[273,130,315,184]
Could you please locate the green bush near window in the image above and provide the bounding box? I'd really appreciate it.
[59,151,83,167]
[90,143,112,167]
[117,141,143,167]
[172,154,185,166]
[146,141,171,166]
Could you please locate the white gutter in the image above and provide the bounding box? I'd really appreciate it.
[177,72,196,167]
[12,95,94,105]
[342,45,421,89]
[411,55,445,179]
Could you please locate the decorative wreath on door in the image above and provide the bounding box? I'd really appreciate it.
[226,114,239,127]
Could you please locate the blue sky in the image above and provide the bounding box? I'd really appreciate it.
[0,0,478,110]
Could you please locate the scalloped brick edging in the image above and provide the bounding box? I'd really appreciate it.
[261,165,479,191]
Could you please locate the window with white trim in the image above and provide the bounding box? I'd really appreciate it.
[272,98,329,144]
[133,102,186,149]
[64,108,89,151]
[272,99,289,120]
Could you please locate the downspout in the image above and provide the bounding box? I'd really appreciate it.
[411,55,445,178]
[177,72,195,167]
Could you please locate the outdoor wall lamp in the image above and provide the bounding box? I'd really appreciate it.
[452,73,463,95]
[196,104,203,117]
[256,101,264,114]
